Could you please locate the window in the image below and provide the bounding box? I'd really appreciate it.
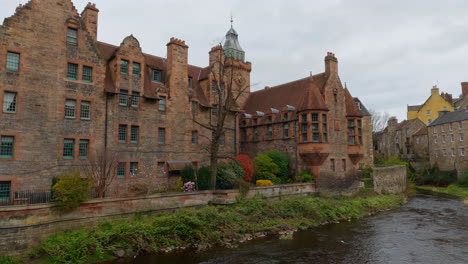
[253,127,258,141]
[268,116,272,123]
[63,138,74,159]
[117,162,126,178]
[220,133,225,147]
[80,101,91,120]
[118,125,127,142]
[152,69,162,82]
[188,77,193,89]
[133,62,140,77]
[302,114,308,143]
[441,125,445,132]
[435,151,438,158]
[268,125,273,140]
[159,97,166,112]
[416,136,420,144]
[67,28,77,44]
[311,113,319,122]
[78,139,89,158]
[426,110,430,115]
[212,80,217,93]
[119,90,128,106]
[6,52,20,71]
[330,159,335,172]
[428,119,432,124]
[0,181,11,201]
[283,113,288,120]
[120,59,129,74]
[348,119,356,145]
[449,123,453,131]
[131,126,139,143]
[158,128,165,145]
[130,162,138,177]
[65,99,76,119]
[212,107,217,117]
[241,129,247,142]
[342,159,346,171]
[442,135,446,144]
[254,119,258,125]
[357,102,362,110]
[323,133,327,143]
[312,133,320,142]
[460,133,464,142]
[67,63,78,80]
[3,91,17,113]
[458,121,462,130]
[443,106,447,111]
[451,148,455,157]
[82,66,92,82]
[406,128,409,137]
[192,101,197,116]
[131,92,139,107]
[450,134,454,142]
[0,136,14,158]
[323,114,327,143]
[284,123,289,139]
[434,136,437,144]
[220,83,225,94]
[461,148,465,157]
[442,149,447,156]
[157,162,165,177]
[433,127,437,134]
[191,130,198,146]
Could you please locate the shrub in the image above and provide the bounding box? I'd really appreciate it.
[182,181,197,192]
[361,165,372,179]
[295,172,314,183]
[216,160,244,190]
[458,171,468,187]
[0,256,21,264]
[181,166,196,183]
[173,178,184,192]
[253,154,280,183]
[129,182,149,196]
[256,180,273,186]
[414,168,457,187]
[264,150,291,183]
[197,166,211,190]
[52,170,88,210]
[234,154,254,182]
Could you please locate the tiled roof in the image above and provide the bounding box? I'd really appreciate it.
[413,127,428,136]
[407,105,422,111]
[428,109,468,126]
[243,73,328,114]
[396,120,409,130]
[353,97,371,116]
[345,88,363,117]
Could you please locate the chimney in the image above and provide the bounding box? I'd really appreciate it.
[325,52,338,75]
[166,38,188,98]
[81,3,99,41]
[209,45,223,67]
[462,82,468,99]
[431,85,439,96]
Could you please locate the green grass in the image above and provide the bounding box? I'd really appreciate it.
[25,191,403,264]
[417,185,468,200]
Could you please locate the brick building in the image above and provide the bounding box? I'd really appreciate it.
[0,0,371,200]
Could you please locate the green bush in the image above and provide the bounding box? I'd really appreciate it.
[264,150,291,183]
[374,156,408,166]
[295,172,314,183]
[181,166,196,183]
[216,161,244,190]
[361,165,372,179]
[0,256,21,264]
[253,154,280,183]
[458,171,468,187]
[414,168,457,187]
[52,170,88,210]
[197,166,211,190]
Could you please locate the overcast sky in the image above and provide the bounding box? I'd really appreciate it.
[2,0,468,121]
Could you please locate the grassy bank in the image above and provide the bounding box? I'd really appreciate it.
[417,185,468,201]
[18,191,404,264]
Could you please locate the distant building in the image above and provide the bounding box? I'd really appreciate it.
[407,85,454,125]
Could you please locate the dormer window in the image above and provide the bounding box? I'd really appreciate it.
[67,28,77,45]
[152,69,162,82]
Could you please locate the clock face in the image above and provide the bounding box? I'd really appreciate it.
[236,74,244,85]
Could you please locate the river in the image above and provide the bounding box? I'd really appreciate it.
[121,194,467,264]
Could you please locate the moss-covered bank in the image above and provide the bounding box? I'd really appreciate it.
[417,185,468,206]
[17,191,404,264]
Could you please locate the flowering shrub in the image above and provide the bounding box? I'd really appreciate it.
[256,180,274,186]
[182,181,197,192]
[234,154,254,182]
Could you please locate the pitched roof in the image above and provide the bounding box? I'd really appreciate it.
[429,109,468,126]
[353,97,371,116]
[243,73,328,114]
[396,120,409,130]
[344,88,363,117]
[408,105,422,111]
[413,127,428,136]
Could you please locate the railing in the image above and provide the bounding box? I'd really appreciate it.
[0,189,102,207]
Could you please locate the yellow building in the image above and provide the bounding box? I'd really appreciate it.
[407,85,454,125]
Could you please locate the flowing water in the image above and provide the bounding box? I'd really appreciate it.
[120,194,468,264]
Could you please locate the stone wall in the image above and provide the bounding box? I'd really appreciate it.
[372,165,407,194]
[0,183,315,256]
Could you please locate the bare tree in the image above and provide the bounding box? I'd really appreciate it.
[81,150,119,198]
[369,109,390,132]
[192,46,250,189]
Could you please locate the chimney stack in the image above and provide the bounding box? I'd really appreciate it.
[431,85,439,96]
[325,52,338,76]
[81,2,99,41]
[166,38,189,98]
[462,82,468,99]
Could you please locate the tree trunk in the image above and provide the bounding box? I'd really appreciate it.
[210,140,219,190]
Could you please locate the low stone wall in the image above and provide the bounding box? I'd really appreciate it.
[372,165,407,194]
[0,183,315,256]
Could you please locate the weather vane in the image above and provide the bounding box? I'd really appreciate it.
[230,12,233,27]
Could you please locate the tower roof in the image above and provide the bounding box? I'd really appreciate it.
[223,25,243,51]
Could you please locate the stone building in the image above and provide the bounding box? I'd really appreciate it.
[428,110,468,174]
[0,0,372,200]
[407,85,454,125]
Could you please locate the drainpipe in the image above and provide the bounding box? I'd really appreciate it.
[104,93,109,150]
[294,119,298,175]
[234,114,238,156]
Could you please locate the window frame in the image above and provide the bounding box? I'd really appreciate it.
[118,125,127,143]
[330,159,335,172]
[80,101,91,120]
[132,62,141,77]
[78,139,89,159]
[3,91,17,114]
[130,162,138,177]
[0,136,14,158]
[158,128,166,145]
[67,63,78,80]
[66,28,78,45]
[152,69,162,82]
[188,77,193,90]
[191,130,198,146]
[65,99,76,119]
[82,66,93,83]
[6,52,20,71]
[63,138,75,159]
[158,97,166,112]
[130,126,139,144]
[117,162,126,178]
[119,90,128,106]
[131,92,140,107]
[120,59,129,75]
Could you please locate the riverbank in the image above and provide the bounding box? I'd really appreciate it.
[416,185,468,205]
[10,191,404,264]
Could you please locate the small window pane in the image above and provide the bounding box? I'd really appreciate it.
[159,97,166,112]
[3,91,17,114]
[120,60,129,74]
[131,126,139,143]
[131,92,139,107]
[130,162,138,177]
[312,133,320,142]
[192,131,198,145]
[82,66,93,82]
[312,123,319,131]
[152,70,162,82]
[79,139,89,158]
[119,90,128,106]
[117,163,126,178]
[63,138,74,158]
[6,52,20,71]
[118,125,127,142]
[311,113,319,122]
[67,28,77,44]
[158,128,165,145]
[65,99,76,119]
[0,136,14,158]
[67,63,78,80]
[133,62,140,77]
[80,101,91,120]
